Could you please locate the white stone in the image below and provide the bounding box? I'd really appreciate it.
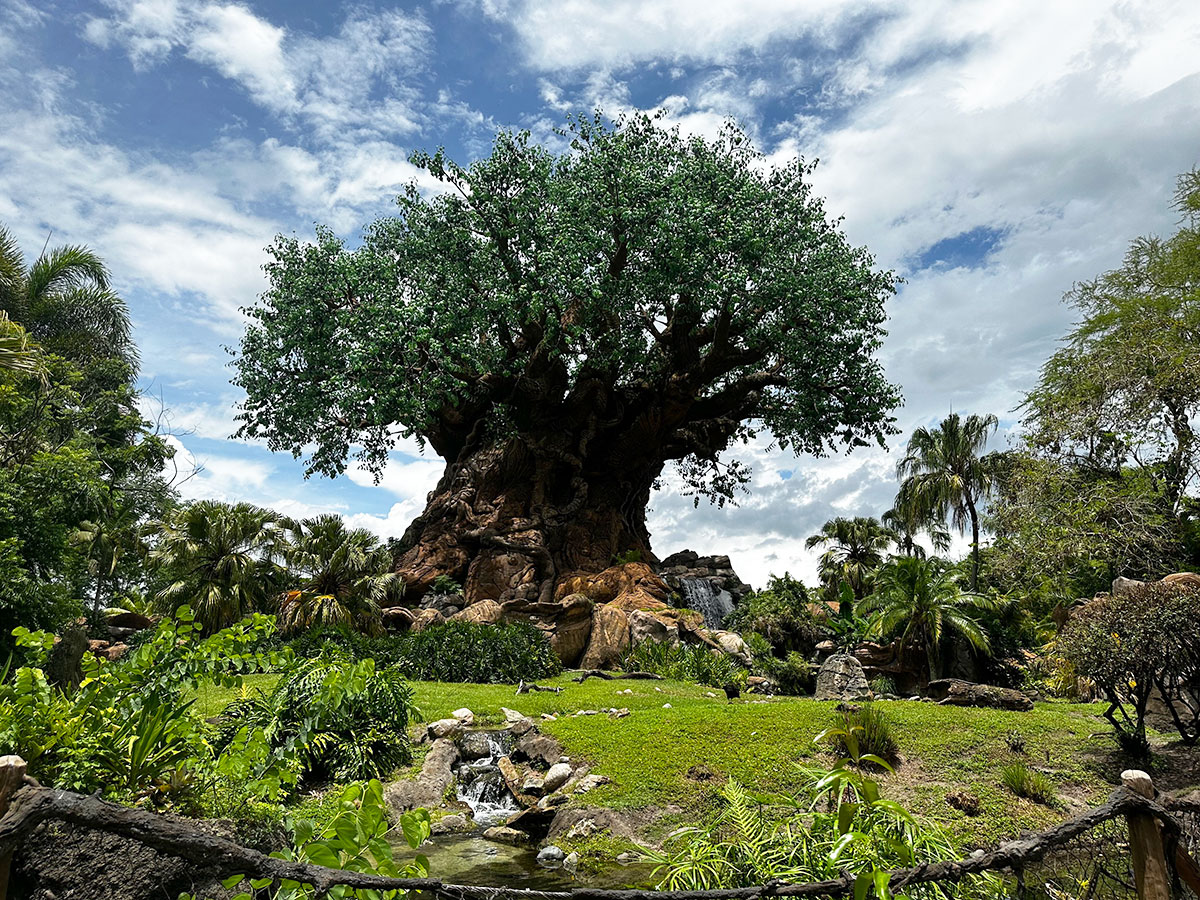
[543,762,572,793]
[452,707,475,725]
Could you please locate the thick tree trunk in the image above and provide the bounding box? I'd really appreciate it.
[395,438,661,604]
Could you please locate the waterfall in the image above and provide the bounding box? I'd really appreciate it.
[678,577,735,629]
[455,732,521,828]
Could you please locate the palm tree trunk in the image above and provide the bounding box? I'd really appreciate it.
[967,498,980,591]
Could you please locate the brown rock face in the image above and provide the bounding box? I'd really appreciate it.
[382,606,415,632]
[554,562,669,605]
[105,611,154,631]
[1162,572,1200,589]
[579,604,631,670]
[502,593,594,667]
[628,609,680,647]
[450,599,503,625]
[411,608,446,632]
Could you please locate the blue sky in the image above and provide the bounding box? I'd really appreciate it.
[2,0,1198,586]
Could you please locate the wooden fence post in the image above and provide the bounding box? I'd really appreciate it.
[1122,769,1171,900]
[0,755,28,900]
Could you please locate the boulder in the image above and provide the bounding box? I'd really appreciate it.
[543,762,573,793]
[502,593,594,667]
[514,732,565,768]
[628,609,680,647]
[579,604,631,670]
[381,606,415,632]
[411,608,446,632]
[607,589,671,613]
[452,708,475,725]
[713,631,752,666]
[432,814,472,835]
[482,825,530,845]
[538,845,567,864]
[925,678,1033,711]
[1162,572,1200,589]
[502,806,558,842]
[450,599,503,626]
[814,653,873,702]
[105,611,154,632]
[427,718,462,741]
[385,739,460,812]
[422,592,467,614]
[1112,576,1145,596]
[459,731,497,761]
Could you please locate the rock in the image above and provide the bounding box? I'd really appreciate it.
[563,851,580,872]
[459,730,496,761]
[497,756,525,796]
[515,732,565,767]
[385,739,460,812]
[452,708,475,725]
[521,775,546,795]
[555,562,669,605]
[105,611,154,631]
[573,773,612,794]
[537,845,567,865]
[46,626,88,692]
[566,818,603,840]
[713,631,753,666]
[482,826,530,845]
[662,703,672,709]
[1112,576,1145,596]
[548,807,637,844]
[411,608,446,632]
[107,625,137,641]
[543,762,572,793]
[925,678,1034,711]
[538,792,569,809]
[616,852,641,865]
[1162,572,1200,589]
[628,609,680,647]
[814,653,873,702]
[815,639,836,654]
[103,643,129,661]
[422,592,466,613]
[658,549,753,605]
[381,606,415,631]
[502,593,594,667]
[427,718,463,741]
[432,814,471,834]
[451,599,503,626]
[503,806,558,841]
[945,791,981,815]
[579,604,631,670]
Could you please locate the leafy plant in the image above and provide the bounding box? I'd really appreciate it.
[821,704,898,768]
[869,676,897,697]
[744,633,813,695]
[1000,762,1056,806]
[429,575,461,596]
[624,641,743,689]
[726,573,827,655]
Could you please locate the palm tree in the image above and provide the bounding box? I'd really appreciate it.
[896,412,998,591]
[881,491,951,559]
[859,556,999,682]
[0,225,138,370]
[805,516,897,616]
[277,515,402,636]
[151,500,284,633]
[0,312,44,377]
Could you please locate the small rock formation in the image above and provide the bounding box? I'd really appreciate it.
[427,718,463,740]
[579,604,631,670]
[543,762,572,793]
[381,606,415,632]
[410,608,446,632]
[814,653,873,702]
[450,599,502,625]
[712,631,753,666]
[46,626,88,692]
[385,739,460,812]
[925,678,1033,711]
[501,593,594,667]
[658,550,752,605]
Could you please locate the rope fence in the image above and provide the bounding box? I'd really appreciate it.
[1,757,1198,900]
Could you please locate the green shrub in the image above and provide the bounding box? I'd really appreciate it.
[743,633,813,695]
[829,703,898,766]
[725,573,827,654]
[216,655,414,783]
[1000,762,1056,805]
[430,574,461,595]
[869,675,896,696]
[624,641,742,688]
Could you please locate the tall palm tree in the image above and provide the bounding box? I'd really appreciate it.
[151,500,284,633]
[805,516,897,616]
[0,312,44,377]
[896,412,998,591]
[277,514,402,635]
[881,491,951,559]
[0,225,138,370]
[860,555,999,681]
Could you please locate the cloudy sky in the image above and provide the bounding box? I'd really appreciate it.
[2,0,1198,587]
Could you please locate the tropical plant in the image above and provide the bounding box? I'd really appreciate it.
[743,633,813,695]
[897,412,999,590]
[805,517,897,615]
[725,573,827,654]
[278,514,402,635]
[0,225,138,369]
[382,621,562,683]
[624,640,744,689]
[0,311,43,376]
[1000,762,1056,806]
[234,112,900,608]
[826,703,898,766]
[151,500,284,633]
[882,496,951,559]
[859,556,999,682]
[215,654,414,783]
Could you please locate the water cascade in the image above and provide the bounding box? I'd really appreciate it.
[455,732,520,827]
[678,577,735,629]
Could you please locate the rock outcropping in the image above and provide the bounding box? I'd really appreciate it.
[814,653,873,702]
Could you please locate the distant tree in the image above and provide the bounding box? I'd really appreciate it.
[0,225,138,370]
[897,412,998,591]
[278,514,403,635]
[881,492,951,559]
[725,572,824,653]
[234,114,900,604]
[805,516,896,615]
[860,555,998,681]
[151,500,283,633]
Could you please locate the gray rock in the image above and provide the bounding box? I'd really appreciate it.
[427,718,462,741]
[1112,576,1145,596]
[538,793,569,810]
[925,678,1034,711]
[563,851,579,873]
[514,732,564,767]
[431,814,471,835]
[452,707,475,725]
[483,826,530,845]
[385,739,460,812]
[521,774,546,795]
[543,762,572,793]
[459,731,495,761]
[537,845,566,865]
[814,653,873,702]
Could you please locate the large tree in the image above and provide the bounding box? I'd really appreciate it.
[235,115,900,604]
[804,515,896,613]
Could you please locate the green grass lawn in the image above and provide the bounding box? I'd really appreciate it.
[198,672,1124,848]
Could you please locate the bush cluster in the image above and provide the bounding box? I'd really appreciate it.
[624,640,743,689]
[288,620,562,684]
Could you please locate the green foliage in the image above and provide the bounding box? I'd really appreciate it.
[743,632,813,695]
[726,573,826,654]
[824,703,899,767]
[215,655,414,783]
[869,676,897,696]
[860,556,1000,681]
[288,620,561,684]
[999,762,1056,806]
[649,739,1001,898]
[278,514,402,636]
[624,640,743,689]
[429,574,461,596]
[806,517,896,612]
[198,780,431,900]
[0,606,287,799]
[1059,580,1200,750]
[234,113,899,507]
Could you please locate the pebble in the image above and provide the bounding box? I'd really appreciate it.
[662,703,672,709]
[538,845,567,865]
